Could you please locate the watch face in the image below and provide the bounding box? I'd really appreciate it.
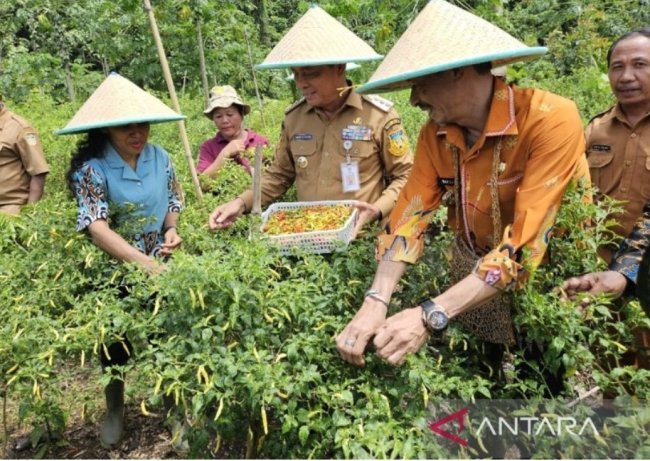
[427,310,448,330]
[421,302,448,331]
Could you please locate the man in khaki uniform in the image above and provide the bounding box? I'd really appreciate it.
[0,98,49,215]
[586,28,650,262]
[208,6,413,235]
[580,28,650,370]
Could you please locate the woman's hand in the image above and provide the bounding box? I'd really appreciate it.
[159,227,182,257]
[222,139,246,159]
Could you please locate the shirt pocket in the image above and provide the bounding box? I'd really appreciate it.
[290,139,318,176]
[587,150,614,169]
[587,150,614,193]
[335,139,375,160]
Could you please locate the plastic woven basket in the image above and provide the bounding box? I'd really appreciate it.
[260,200,358,254]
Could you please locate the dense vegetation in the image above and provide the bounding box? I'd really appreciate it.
[1,0,650,458]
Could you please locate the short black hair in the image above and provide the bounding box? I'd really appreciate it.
[472,62,493,75]
[607,28,650,67]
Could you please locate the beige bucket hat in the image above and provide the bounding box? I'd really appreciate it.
[357,0,547,94]
[203,85,251,118]
[56,73,184,135]
[255,5,382,70]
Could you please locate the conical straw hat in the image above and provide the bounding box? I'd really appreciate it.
[357,0,547,94]
[56,73,185,135]
[255,5,382,70]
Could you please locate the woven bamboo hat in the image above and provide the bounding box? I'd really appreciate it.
[285,62,360,81]
[203,85,251,118]
[56,73,185,135]
[255,5,382,70]
[357,0,547,94]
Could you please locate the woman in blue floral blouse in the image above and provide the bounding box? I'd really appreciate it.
[58,73,185,449]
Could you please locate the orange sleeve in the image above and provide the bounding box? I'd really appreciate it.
[474,99,587,290]
[376,125,443,263]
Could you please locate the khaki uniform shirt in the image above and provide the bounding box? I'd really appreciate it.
[239,90,413,218]
[586,104,650,262]
[377,79,590,291]
[0,105,49,206]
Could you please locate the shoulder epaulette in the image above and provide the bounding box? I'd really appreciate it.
[8,113,33,130]
[284,97,306,114]
[587,105,615,125]
[362,94,394,113]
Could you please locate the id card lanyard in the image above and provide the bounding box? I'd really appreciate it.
[340,140,360,192]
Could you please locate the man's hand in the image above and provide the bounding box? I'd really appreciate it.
[159,228,182,257]
[208,198,246,230]
[351,201,381,239]
[561,271,628,300]
[374,307,428,366]
[336,299,388,367]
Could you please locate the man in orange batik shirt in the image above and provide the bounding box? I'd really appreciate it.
[336,1,590,394]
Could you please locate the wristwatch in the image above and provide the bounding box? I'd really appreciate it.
[419,298,449,332]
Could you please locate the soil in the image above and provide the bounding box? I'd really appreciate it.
[1,358,248,460]
[1,361,179,460]
[3,407,177,460]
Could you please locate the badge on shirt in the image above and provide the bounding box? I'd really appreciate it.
[297,156,309,169]
[590,144,610,152]
[438,177,455,187]
[293,133,313,141]
[24,133,38,146]
[341,125,372,141]
[387,127,409,157]
[340,161,360,192]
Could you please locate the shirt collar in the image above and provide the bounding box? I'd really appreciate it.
[216,129,255,146]
[215,131,229,144]
[438,78,518,148]
[611,103,650,126]
[104,143,154,180]
[303,87,363,114]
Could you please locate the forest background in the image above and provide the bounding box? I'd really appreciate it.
[1,0,650,459]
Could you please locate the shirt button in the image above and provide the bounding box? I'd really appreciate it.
[324,152,329,157]
[621,187,628,193]
[630,133,637,138]
[137,182,142,186]
[625,160,632,167]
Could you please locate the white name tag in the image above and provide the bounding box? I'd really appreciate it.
[340,161,360,192]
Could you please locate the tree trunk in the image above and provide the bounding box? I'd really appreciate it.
[254,0,270,47]
[196,18,209,107]
[64,60,76,103]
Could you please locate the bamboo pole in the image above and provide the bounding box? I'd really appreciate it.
[251,144,263,216]
[249,144,264,241]
[143,0,203,201]
[196,17,210,107]
[244,29,267,130]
